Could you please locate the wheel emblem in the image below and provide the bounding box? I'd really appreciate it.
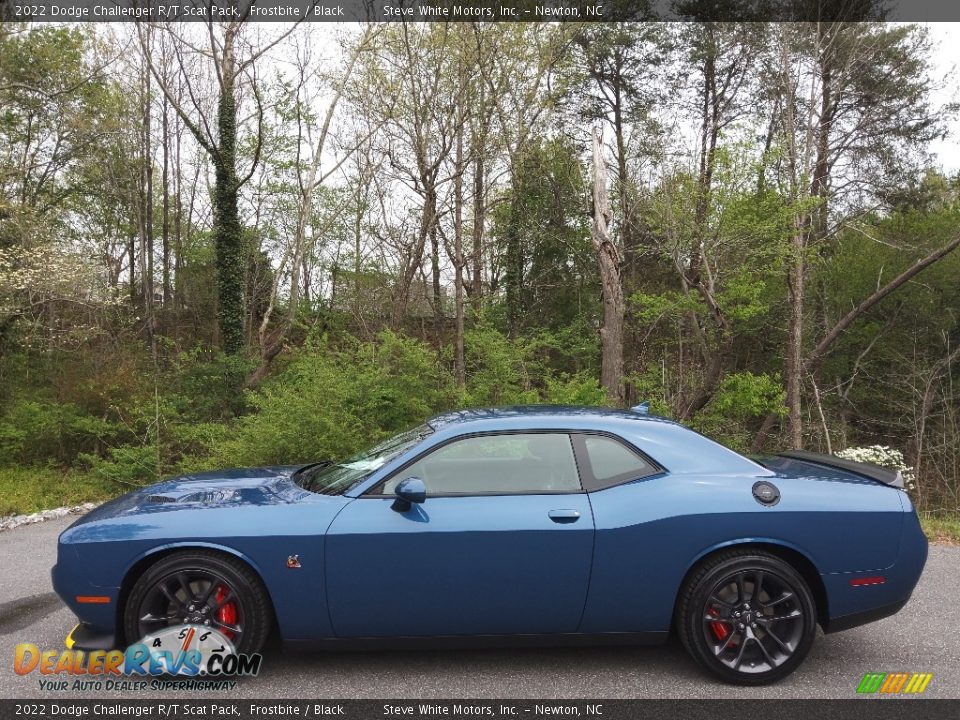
[136,569,244,645]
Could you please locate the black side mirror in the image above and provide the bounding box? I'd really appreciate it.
[391,477,426,512]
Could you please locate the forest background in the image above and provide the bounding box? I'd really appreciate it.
[2,14,960,539]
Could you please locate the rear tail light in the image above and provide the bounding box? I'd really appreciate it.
[849,576,886,587]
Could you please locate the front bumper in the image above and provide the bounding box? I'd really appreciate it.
[65,622,117,652]
[52,561,119,642]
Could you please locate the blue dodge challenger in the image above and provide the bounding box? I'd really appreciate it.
[53,406,927,685]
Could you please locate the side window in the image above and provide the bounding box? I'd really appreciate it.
[577,434,658,491]
[380,433,581,496]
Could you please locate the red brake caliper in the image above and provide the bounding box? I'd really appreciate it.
[707,607,729,642]
[215,585,237,639]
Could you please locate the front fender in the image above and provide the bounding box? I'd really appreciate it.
[55,495,354,642]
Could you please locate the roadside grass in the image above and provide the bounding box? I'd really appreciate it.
[0,467,116,517]
[920,514,960,546]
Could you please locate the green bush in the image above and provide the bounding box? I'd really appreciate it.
[194,329,609,471]
[542,372,607,406]
[78,445,159,488]
[0,399,117,466]
[204,331,459,468]
[0,466,112,516]
[461,324,539,406]
[692,372,787,451]
[0,327,614,504]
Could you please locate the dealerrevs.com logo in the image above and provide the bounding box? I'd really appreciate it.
[14,625,262,691]
[856,672,934,695]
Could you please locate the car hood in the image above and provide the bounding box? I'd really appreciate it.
[67,465,310,528]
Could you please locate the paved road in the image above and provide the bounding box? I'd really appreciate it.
[0,516,957,700]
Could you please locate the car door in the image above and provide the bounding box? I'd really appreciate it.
[324,431,595,638]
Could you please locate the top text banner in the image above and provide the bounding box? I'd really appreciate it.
[1,0,957,22]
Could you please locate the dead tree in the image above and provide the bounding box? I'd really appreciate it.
[591,126,625,404]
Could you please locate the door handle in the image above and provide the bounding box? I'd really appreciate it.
[548,509,581,524]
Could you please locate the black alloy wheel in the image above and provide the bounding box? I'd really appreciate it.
[677,550,817,685]
[123,550,272,654]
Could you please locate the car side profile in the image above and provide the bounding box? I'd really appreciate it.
[52,406,927,684]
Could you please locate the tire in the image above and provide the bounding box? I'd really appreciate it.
[676,549,817,685]
[123,550,272,655]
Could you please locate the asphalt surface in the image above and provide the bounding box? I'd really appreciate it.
[0,515,957,700]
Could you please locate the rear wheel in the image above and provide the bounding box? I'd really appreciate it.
[123,550,272,654]
[677,550,817,685]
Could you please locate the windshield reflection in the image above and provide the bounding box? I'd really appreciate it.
[295,424,432,495]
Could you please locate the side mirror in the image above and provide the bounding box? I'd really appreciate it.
[391,477,426,513]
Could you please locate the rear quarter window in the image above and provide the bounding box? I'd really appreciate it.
[575,433,660,491]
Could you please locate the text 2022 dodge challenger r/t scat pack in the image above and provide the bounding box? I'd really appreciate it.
[52,406,927,685]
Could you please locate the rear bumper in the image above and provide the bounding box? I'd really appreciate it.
[823,599,908,633]
[65,622,117,652]
[822,504,927,632]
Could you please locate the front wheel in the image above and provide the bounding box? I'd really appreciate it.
[676,550,817,685]
[123,550,272,654]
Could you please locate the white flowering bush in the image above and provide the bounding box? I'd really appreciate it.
[834,445,916,492]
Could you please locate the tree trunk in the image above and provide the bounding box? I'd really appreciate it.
[128,232,136,309]
[173,111,182,313]
[161,94,171,306]
[811,26,834,243]
[139,47,156,357]
[781,27,806,451]
[471,149,484,305]
[785,218,805,450]
[504,189,523,338]
[454,126,466,388]
[591,126,624,405]
[612,79,632,270]
[213,33,245,355]
[691,28,718,287]
[430,198,442,327]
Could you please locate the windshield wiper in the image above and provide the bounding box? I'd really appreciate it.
[293,460,333,483]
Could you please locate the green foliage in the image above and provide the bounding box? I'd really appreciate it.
[1,22,958,519]
[0,467,112,517]
[461,324,539,406]
[541,373,607,406]
[492,137,595,333]
[919,515,960,545]
[629,290,702,324]
[78,445,159,488]
[166,351,253,422]
[187,328,608,471]
[624,364,674,418]
[0,399,116,466]
[715,271,770,325]
[529,320,602,376]
[692,372,787,451]
[204,331,459,468]
[709,372,787,419]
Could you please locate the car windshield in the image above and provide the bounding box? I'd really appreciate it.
[294,424,433,496]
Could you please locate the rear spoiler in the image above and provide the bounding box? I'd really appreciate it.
[777,450,905,489]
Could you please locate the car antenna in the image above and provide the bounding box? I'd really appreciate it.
[631,401,650,415]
